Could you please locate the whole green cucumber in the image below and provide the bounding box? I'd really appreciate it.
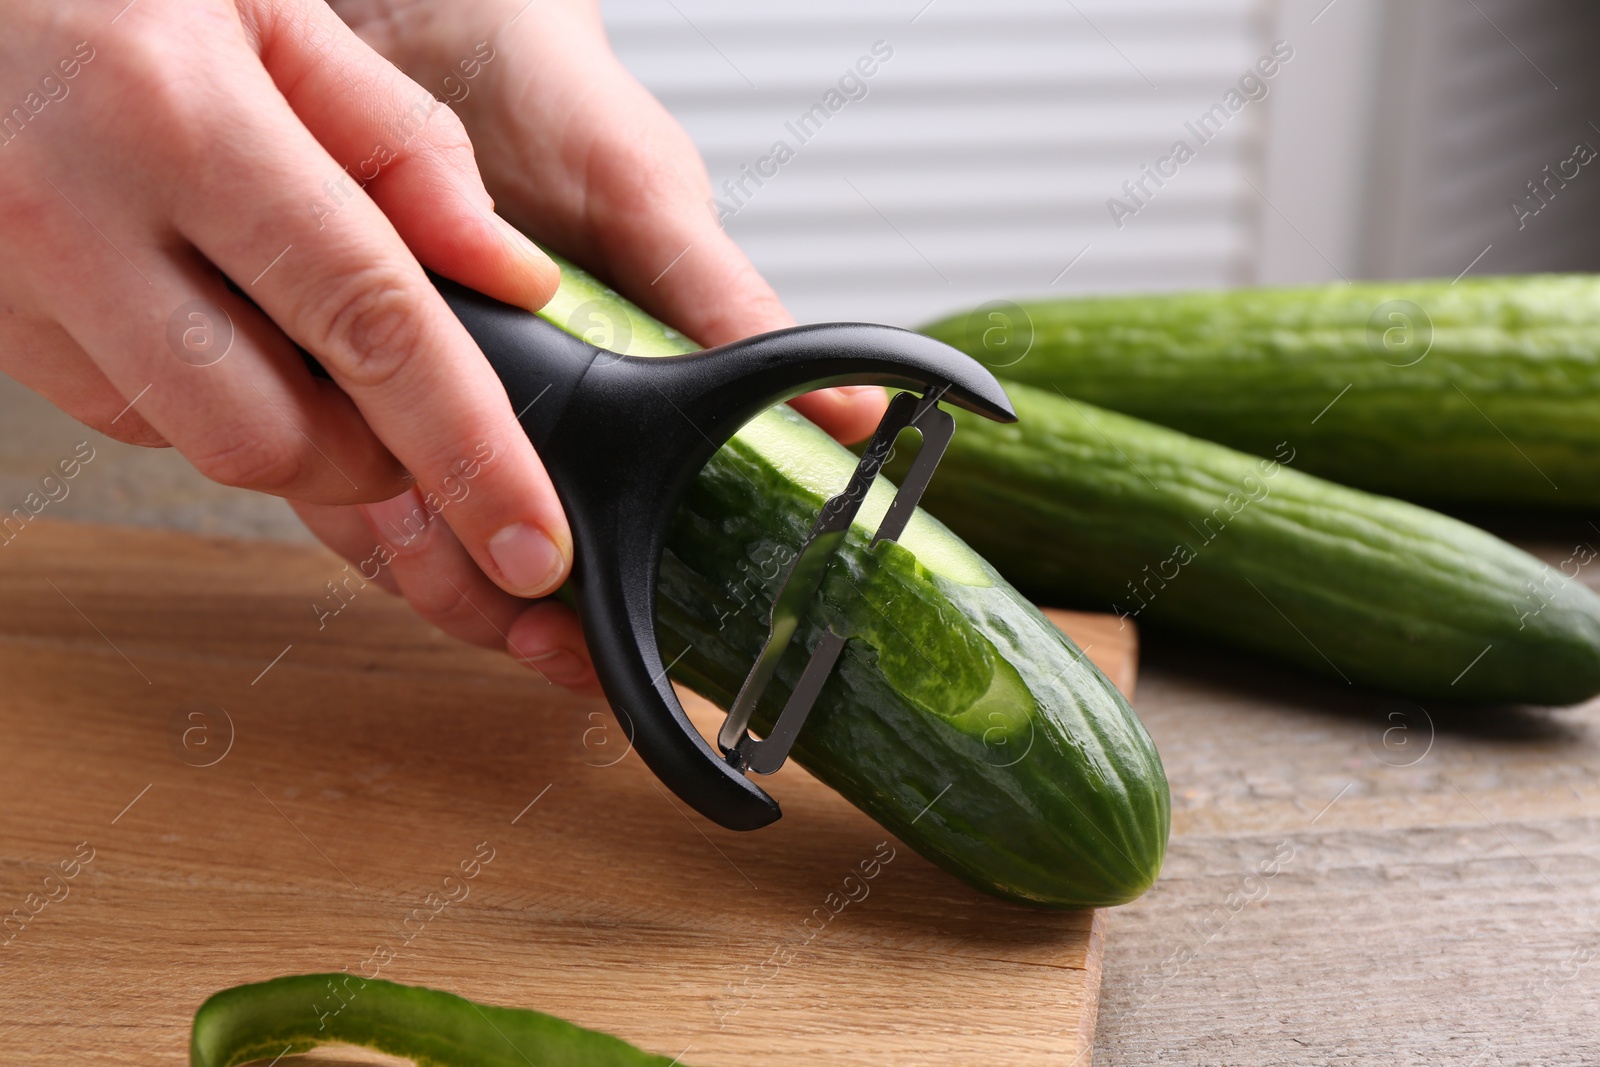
[892,380,1600,706]
[921,275,1600,508]
[539,259,1168,908]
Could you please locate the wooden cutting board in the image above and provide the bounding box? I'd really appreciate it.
[0,521,1136,1067]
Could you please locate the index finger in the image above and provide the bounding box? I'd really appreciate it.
[183,19,570,597]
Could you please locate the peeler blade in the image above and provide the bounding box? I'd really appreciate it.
[721,387,956,775]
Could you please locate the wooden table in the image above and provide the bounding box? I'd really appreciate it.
[5,516,1598,1065]
[0,521,1133,1066]
[1093,584,1600,1066]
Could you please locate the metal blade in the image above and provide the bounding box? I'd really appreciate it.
[871,402,953,547]
[719,387,955,775]
[718,389,920,754]
[737,631,848,774]
[716,527,843,754]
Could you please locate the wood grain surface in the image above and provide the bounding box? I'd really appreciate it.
[0,520,1136,1067]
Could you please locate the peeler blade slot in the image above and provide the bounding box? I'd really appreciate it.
[738,630,848,775]
[870,401,954,548]
[718,386,951,771]
[717,528,845,756]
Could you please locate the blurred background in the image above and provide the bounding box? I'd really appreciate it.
[3,0,1599,536]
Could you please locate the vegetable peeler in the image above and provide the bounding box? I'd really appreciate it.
[438,276,1015,831]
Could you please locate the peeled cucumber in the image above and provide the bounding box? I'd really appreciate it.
[539,259,1169,908]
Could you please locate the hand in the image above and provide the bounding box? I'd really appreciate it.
[304,0,889,692]
[0,0,576,636]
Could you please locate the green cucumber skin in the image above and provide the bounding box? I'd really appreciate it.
[660,406,1168,906]
[905,381,1600,706]
[541,257,1169,908]
[921,275,1600,508]
[190,974,683,1067]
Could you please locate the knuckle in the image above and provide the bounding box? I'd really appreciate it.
[101,26,168,88]
[101,31,216,161]
[187,430,308,493]
[421,101,471,149]
[419,108,478,169]
[306,270,427,390]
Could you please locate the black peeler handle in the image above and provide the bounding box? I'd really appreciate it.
[229,268,1011,828]
[431,275,1015,831]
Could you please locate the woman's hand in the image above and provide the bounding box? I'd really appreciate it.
[0,0,576,621]
[305,0,889,691]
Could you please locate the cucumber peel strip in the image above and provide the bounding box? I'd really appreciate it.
[189,974,690,1067]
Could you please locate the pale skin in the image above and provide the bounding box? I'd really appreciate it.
[0,0,887,691]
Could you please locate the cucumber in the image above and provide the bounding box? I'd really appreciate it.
[921,275,1600,508]
[538,259,1169,908]
[893,380,1600,706]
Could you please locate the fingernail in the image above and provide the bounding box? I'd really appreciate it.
[518,648,590,686]
[834,385,882,397]
[489,522,567,596]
